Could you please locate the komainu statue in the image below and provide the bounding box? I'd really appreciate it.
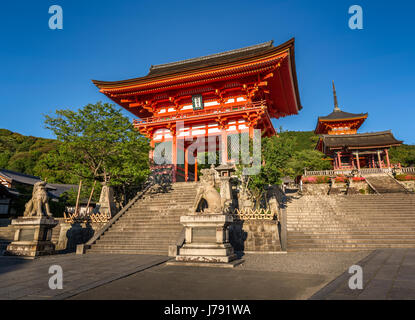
[23,181,52,218]
[192,166,222,214]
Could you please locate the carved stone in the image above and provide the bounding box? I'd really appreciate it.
[6,182,58,257]
[94,183,116,216]
[23,181,52,218]
[169,214,240,266]
[6,217,58,258]
[192,166,222,214]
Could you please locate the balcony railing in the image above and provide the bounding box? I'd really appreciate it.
[304,167,415,176]
[133,100,267,126]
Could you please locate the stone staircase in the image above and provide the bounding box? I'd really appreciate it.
[87,182,198,255]
[365,174,409,194]
[287,194,415,251]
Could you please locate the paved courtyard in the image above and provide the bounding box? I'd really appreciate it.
[311,248,415,300]
[1,249,415,300]
[0,254,169,300]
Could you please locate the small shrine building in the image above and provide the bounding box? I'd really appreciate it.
[93,39,302,181]
[315,82,403,170]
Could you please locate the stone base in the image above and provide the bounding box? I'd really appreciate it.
[175,213,237,266]
[177,243,236,263]
[6,241,55,258]
[5,216,58,258]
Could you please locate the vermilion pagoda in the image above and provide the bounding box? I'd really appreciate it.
[93,39,302,182]
[315,82,403,170]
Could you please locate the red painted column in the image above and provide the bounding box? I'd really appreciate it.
[184,147,188,182]
[356,151,361,170]
[337,152,342,169]
[385,149,391,168]
[172,131,177,183]
[221,129,228,164]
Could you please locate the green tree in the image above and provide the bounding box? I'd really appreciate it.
[236,129,330,208]
[43,102,151,204]
[287,149,332,176]
[389,145,415,167]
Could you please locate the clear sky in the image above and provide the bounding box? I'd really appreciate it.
[0,0,414,144]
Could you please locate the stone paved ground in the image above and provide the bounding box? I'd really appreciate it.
[5,250,413,300]
[70,251,370,300]
[239,252,370,275]
[311,248,415,300]
[0,254,169,300]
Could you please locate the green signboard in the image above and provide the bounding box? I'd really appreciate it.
[192,94,204,110]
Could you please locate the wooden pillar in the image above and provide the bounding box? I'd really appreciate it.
[337,152,342,169]
[356,151,360,170]
[172,131,177,183]
[385,149,391,168]
[221,129,228,164]
[195,156,198,181]
[377,150,382,168]
[149,136,155,161]
[184,147,188,182]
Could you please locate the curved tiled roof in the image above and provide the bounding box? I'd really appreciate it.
[318,109,367,121]
[320,130,403,149]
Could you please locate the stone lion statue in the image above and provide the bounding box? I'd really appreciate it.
[192,165,222,214]
[23,181,52,218]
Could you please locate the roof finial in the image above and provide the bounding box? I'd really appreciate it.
[332,80,340,112]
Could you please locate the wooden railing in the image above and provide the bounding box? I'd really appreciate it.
[133,100,267,126]
[63,212,111,224]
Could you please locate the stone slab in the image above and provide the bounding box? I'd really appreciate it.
[166,259,244,269]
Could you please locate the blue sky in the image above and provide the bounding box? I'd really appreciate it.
[0,0,414,144]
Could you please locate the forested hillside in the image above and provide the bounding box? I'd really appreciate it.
[0,129,58,178]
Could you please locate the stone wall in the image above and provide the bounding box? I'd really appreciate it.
[301,184,330,195]
[229,220,281,252]
[397,181,415,192]
[347,181,371,194]
[302,181,372,195]
[52,218,105,252]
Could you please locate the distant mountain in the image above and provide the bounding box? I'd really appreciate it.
[0,128,58,178]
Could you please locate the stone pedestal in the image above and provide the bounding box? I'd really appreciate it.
[6,217,58,258]
[172,214,241,267]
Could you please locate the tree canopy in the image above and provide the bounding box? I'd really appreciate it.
[42,102,150,204]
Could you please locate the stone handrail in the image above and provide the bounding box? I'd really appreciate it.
[401,167,415,174]
[363,178,380,195]
[81,183,153,251]
[267,185,287,251]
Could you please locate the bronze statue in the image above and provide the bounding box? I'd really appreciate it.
[23,181,52,218]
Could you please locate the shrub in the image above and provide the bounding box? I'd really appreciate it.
[352,177,366,182]
[302,176,330,184]
[395,174,415,181]
[334,175,348,183]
